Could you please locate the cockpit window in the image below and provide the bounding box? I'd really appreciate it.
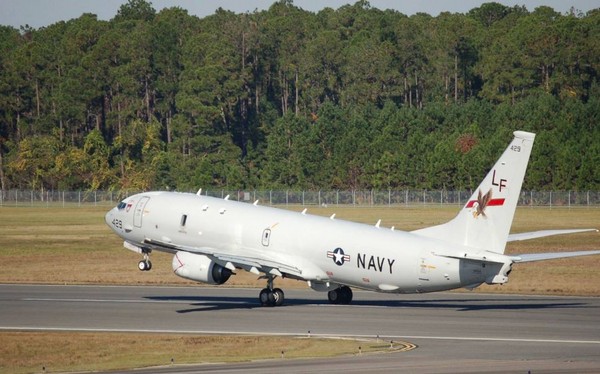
[117,201,127,210]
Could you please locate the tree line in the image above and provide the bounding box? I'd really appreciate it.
[0,0,598,192]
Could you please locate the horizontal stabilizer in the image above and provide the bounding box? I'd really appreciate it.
[508,229,598,242]
[511,250,600,263]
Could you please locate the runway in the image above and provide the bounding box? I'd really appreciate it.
[1,284,599,373]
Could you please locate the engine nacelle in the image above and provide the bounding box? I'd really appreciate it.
[172,251,232,285]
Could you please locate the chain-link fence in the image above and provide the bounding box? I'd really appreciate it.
[2,189,600,208]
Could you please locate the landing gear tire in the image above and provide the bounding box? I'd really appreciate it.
[259,287,285,307]
[273,288,284,307]
[328,286,353,305]
[327,289,339,304]
[138,259,152,271]
[259,288,271,306]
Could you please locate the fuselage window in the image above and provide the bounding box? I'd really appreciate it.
[180,214,188,227]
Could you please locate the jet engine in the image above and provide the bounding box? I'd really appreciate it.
[172,251,232,285]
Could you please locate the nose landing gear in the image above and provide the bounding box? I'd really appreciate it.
[138,259,152,271]
[138,250,152,271]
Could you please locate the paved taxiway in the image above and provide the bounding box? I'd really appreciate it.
[1,284,599,373]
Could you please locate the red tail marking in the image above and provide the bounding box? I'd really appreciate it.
[465,198,505,208]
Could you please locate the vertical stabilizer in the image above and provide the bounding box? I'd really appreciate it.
[412,131,536,254]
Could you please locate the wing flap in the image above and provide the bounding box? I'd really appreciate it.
[213,253,301,275]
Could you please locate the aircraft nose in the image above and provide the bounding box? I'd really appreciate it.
[105,208,114,228]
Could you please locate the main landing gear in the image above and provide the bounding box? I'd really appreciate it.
[259,275,284,307]
[138,250,152,271]
[258,277,354,307]
[328,285,353,304]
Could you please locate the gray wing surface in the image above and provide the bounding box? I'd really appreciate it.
[143,238,303,276]
[511,250,600,263]
[508,229,598,242]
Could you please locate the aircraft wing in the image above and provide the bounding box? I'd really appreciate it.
[212,253,302,275]
[143,238,303,277]
[143,238,215,255]
[510,250,600,263]
[507,229,598,242]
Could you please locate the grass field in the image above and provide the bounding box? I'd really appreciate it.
[1,205,599,372]
[0,332,410,374]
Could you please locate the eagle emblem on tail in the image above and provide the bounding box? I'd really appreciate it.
[472,188,493,218]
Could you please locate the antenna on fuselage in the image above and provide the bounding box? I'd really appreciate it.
[375,219,381,228]
[196,188,202,196]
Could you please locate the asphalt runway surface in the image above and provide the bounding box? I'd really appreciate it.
[1,284,599,373]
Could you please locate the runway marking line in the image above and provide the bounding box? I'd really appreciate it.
[21,298,228,304]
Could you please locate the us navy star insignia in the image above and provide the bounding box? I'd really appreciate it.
[327,247,350,266]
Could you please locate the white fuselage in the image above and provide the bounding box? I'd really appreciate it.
[106,191,491,293]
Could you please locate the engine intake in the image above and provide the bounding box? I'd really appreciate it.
[172,251,232,285]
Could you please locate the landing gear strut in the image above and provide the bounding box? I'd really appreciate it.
[259,275,284,307]
[328,285,353,304]
[138,250,152,271]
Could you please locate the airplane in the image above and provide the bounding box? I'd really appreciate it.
[105,131,600,306]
